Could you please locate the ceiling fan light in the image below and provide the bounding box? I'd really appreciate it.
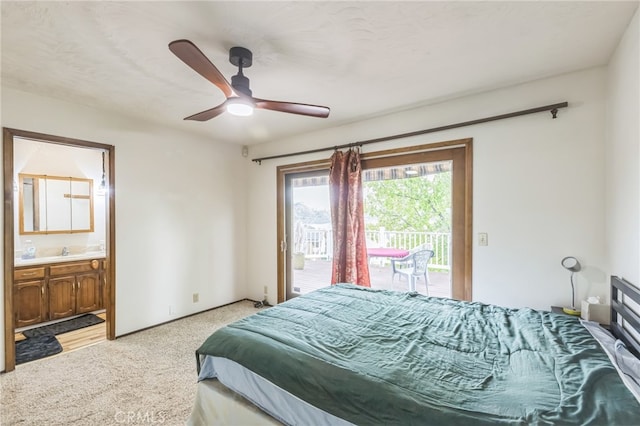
[226,98,254,116]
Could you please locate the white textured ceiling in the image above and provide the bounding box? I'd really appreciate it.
[1,1,638,145]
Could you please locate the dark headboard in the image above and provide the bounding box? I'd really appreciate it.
[611,276,640,357]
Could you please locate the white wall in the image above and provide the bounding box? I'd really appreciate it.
[1,87,249,371]
[247,67,609,311]
[606,8,640,286]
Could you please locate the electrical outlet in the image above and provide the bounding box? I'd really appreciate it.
[263,285,268,295]
[169,305,175,315]
[193,293,199,303]
[478,232,488,246]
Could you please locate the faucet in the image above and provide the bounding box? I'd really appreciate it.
[61,246,69,256]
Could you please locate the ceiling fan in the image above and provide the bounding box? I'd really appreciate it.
[168,40,330,120]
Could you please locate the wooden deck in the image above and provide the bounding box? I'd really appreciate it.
[293,259,451,298]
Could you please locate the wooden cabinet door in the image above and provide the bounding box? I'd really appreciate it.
[76,272,101,314]
[14,280,46,327]
[49,276,76,319]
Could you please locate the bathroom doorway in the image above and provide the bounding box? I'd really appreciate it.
[2,128,116,372]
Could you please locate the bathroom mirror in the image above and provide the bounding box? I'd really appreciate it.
[19,173,94,234]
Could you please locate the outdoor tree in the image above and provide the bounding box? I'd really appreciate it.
[294,202,330,225]
[364,172,452,233]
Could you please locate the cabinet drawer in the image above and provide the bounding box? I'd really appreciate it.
[50,261,95,276]
[14,267,45,280]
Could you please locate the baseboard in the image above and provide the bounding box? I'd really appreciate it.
[116,299,257,339]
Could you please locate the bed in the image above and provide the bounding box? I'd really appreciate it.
[187,277,640,425]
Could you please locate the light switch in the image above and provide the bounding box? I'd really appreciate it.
[478,232,488,246]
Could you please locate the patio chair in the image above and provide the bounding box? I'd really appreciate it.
[391,249,435,294]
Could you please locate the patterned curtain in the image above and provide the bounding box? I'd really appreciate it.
[329,148,371,287]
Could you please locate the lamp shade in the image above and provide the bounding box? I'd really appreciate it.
[561,256,581,272]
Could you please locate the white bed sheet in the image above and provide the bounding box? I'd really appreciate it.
[191,355,354,426]
[581,319,640,403]
[187,378,281,426]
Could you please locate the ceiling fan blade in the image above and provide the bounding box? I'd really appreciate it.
[184,102,227,121]
[254,98,330,118]
[169,39,235,98]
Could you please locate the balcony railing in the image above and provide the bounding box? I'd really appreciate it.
[298,228,451,270]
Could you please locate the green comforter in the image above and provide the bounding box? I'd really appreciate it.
[196,284,640,425]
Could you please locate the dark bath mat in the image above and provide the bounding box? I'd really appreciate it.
[16,334,63,365]
[22,314,105,338]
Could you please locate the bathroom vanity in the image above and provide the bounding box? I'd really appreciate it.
[14,254,105,328]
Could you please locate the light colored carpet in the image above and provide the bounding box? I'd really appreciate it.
[1,300,258,425]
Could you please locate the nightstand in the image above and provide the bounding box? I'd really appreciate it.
[551,306,580,317]
[551,306,610,330]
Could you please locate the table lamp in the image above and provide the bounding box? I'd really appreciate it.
[561,256,582,315]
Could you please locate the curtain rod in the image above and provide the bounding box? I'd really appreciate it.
[251,101,568,164]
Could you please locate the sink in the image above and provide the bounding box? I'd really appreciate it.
[15,252,105,266]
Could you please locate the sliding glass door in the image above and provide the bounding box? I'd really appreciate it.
[362,160,452,298]
[284,170,331,299]
[277,139,472,303]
